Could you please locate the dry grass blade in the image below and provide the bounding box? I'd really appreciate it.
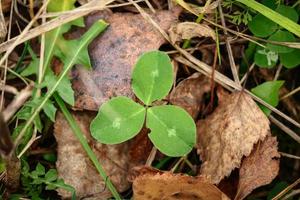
[12,0,113,152]
[40,0,146,18]
[282,189,300,200]
[0,84,18,95]
[281,86,300,100]
[269,115,300,144]
[272,178,300,200]
[205,18,300,49]
[130,1,300,134]
[0,0,13,111]
[241,63,255,84]
[0,0,50,68]
[174,56,234,92]
[0,0,7,42]
[2,84,33,122]
[0,0,115,54]
[218,3,240,85]
[279,152,300,160]
[178,3,300,50]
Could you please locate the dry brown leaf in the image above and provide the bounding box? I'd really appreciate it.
[197,91,270,184]
[235,135,280,200]
[54,112,130,199]
[132,166,230,200]
[169,73,211,119]
[189,0,220,14]
[72,8,181,110]
[217,170,239,200]
[1,0,11,13]
[128,127,153,168]
[199,48,214,65]
[168,22,216,44]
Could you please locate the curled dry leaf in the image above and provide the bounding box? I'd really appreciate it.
[190,0,220,14]
[197,91,270,184]
[169,22,216,44]
[72,8,181,110]
[132,166,230,200]
[169,73,211,119]
[175,0,219,16]
[235,135,280,200]
[54,112,130,199]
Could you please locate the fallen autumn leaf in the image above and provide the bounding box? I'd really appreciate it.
[197,90,270,184]
[235,135,280,200]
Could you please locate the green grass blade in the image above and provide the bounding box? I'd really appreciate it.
[14,19,108,152]
[237,0,300,37]
[54,93,121,200]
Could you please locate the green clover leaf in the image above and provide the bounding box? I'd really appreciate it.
[90,96,146,144]
[132,51,173,105]
[147,105,196,157]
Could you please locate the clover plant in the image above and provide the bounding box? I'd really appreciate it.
[251,80,284,116]
[90,51,196,157]
[248,2,300,69]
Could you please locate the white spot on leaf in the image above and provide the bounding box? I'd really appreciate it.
[113,118,121,129]
[168,128,176,137]
[151,69,159,78]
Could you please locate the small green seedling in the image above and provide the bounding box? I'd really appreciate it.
[20,161,76,199]
[90,51,196,157]
[248,3,300,69]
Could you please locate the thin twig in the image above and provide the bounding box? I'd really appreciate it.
[13,18,108,156]
[41,0,146,18]
[145,147,157,166]
[0,65,29,85]
[240,62,255,84]
[273,64,282,81]
[0,0,7,42]
[0,0,115,53]
[0,0,50,68]
[281,86,300,100]
[0,84,19,95]
[280,152,300,160]
[19,0,48,158]
[201,11,300,50]
[29,0,35,20]
[145,0,155,13]
[17,136,41,158]
[2,84,33,122]
[0,0,13,111]
[272,178,300,200]
[38,0,46,87]
[14,0,30,24]
[269,115,300,144]
[282,189,300,200]
[171,157,185,172]
[218,3,240,85]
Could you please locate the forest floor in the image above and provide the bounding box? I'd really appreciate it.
[0,0,300,199]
